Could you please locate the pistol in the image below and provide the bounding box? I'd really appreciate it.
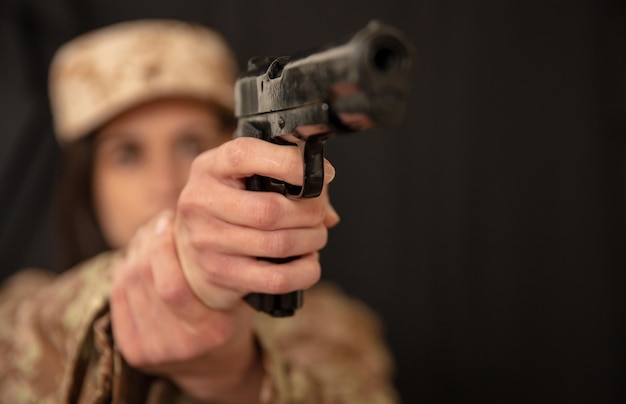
[234,20,415,317]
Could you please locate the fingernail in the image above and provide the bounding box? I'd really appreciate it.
[326,204,341,227]
[324,161,336,183]
[154,211,172,235]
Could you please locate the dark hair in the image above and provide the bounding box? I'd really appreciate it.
[54,134,110,271]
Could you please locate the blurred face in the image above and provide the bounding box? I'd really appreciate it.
[93,98,231,248]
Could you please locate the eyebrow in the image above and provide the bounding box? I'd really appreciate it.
[93,130,142,150]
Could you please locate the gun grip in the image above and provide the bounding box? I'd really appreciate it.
[243,173,304,317]
[242,136,329,317]
[244,284,302,317]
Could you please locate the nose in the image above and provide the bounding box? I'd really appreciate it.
[148,156,187,208]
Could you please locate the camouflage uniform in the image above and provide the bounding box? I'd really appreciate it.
[0,252,398,403]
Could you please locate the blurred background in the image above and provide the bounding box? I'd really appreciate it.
[1,0,624,402]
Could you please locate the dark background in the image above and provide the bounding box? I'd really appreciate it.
[1,1,625,403]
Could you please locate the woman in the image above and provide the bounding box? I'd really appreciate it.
[0,20,396,403]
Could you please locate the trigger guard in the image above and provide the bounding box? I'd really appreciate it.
[286,135,328,199]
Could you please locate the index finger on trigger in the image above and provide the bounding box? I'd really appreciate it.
[209,137,305,186]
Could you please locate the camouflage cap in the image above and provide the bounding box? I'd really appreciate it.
[49,19,238,143]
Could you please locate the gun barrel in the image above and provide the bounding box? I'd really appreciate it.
[235,21,415,130]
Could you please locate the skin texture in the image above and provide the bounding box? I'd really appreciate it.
[93,98,339,402]
[92,98,230,248]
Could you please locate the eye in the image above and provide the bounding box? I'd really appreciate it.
[112,142,141,166]
[175,136,205,160]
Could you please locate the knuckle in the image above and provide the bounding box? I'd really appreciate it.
[261,231,293,258]
[176,187,200,219]
[265,270,291,294]
[189,149,216,177]
[200,253,234,285]
[155,279,192,308]
[249,195,282,229]
[187,230,209,253]
[223,138,248,169]
[176,213,222,255]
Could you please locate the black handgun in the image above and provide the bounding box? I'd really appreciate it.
[234,20,415,317]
